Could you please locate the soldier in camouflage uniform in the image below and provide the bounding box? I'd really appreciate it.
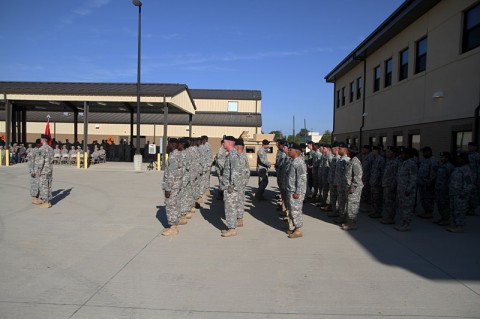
[221,136,242,237]
[201,135,213,197]
[435,152,454,225]
[309,142,320,200]
[319,144,333,208]
[280,143,293,227]
[162,138,184,236]
[256,139,271,200]
[285,143,307,238]
[341,147,364,230]
[36,135,54,208]
[467,142,480,215]
[380,146,398,224]
[324,143,340,214]
[447,152,473,233]
[178,138,194,221]
[275,140,287,210]
[417,147,439,219]
[395,148,418,231]
[358,145,373,211]
[235,139,250,228]
[28,139,42,204]
[333,143,351,224]
[215,139,227,200]
[368,145,385,218]
[190,139,203,208]
[186,139,199,213]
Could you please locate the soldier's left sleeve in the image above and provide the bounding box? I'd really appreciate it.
[352,161,363,188]
[295,162,307,195]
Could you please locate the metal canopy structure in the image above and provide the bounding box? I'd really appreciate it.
[1,81,196,167]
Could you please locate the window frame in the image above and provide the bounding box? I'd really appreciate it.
[373,65,381,92]
[349,81,355,103]
[341,87,346,106]
[399,48,409,81]
[384,58,393,87]
[227,101,238,112]
[415,36,427,74]
[462,3,480,53]
[356,77,362,100]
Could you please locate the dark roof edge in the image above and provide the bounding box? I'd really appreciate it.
[190,88,262,100]
[324,0,441,83]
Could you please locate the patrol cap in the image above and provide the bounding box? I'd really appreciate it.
[235,138,244,146]
[168,138,179,144]
[372,145,382,151]
[439,151,451,158]
[262,139,269,145]
[386,146,397,153]
[290,143,302,151]
[178,138,189,145]
[323,143,331,148]
[224,136,236,142]
[349,145,359,152]
[41,134,50,140]
[421,146,432,152]
[331,141,340,148]
[35,138,41,145]
[307,140,313,145]
[362,144,371,150]
[314,142,319,147]
[278,139,286,146]
[299,143,307,149]
[337,142,348,148]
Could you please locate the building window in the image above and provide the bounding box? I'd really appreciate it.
[353,137,358,146]
[227,101,238,112]
[349,81,355,103]
[336,90,340,108]
[356,77,362,99]
[369,136,377,146]
[384,58,392,87]
[415,37,427,73]
[346,138,351,145]
[409,134,421,150]
[455,131,472,151]
[341,87,346,106]
[399,48,409,81]
[394,135,403,147]
[373,66,380,92]
[380,136,387,146]
[463,3,480,53]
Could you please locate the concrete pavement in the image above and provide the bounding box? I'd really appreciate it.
[0,162,479,319]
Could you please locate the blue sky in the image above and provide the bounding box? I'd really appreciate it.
[0,0,404,137]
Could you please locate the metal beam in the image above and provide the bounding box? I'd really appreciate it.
[130,110,134,145]
[83,101,89,152]
[64,102,79,113]
[73,111,78,143]
[5,98,11,147]
[11,103,17,143]
[189,114,192,138]
[21,109,26,143]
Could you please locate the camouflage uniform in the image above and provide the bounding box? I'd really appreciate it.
[163,149,184,226]
[276,150,287,192]
[257,147,271,196]
[286,156,307,228]
[178,149,192,217]
[449,164,473,227]
[28,146,40,197]
[222,148,242,229]
[281,156,293,213]
[215,146,227,188]
[319,152,333,205]
[344,156,364,222]
[417,156,439,215]
[238,150,250,219]
[468,151,480,212]
[396,158,418,224]
[382,158,398,220]
[312,150,321,198]
[369,154,385,216]
[187,146,200,209]
[190,145,202,202]
[36,144,54,202]
[334,155,351,219]
[203,142,213,194]
[196,144,206,199]
[435,161,454,221]
[328,154,340,212]
[360,152,374,207]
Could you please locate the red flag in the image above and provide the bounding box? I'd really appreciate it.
[45,120,52,146]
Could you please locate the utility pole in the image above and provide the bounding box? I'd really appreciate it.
[293,115,295,140]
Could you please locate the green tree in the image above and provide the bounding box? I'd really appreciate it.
[320,130,332,144]
[286,135,300,144]
[269,130,284,140]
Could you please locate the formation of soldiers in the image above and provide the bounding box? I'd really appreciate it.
[27,134,54,208]
[298,141,479,233]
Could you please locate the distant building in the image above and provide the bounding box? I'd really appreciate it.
[308,131,323,142]
[325,0,480,152]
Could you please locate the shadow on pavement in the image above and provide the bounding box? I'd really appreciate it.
[200,188,226,231]
[248,188,286,232]
[155,206,169,228]
[51,188,73,205]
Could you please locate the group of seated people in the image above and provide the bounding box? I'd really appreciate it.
[52,144,106,165]
[0,143,27,164]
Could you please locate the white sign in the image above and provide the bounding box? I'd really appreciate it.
[148,144,156,154]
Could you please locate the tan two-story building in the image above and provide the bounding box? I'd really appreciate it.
[325,0,480,152]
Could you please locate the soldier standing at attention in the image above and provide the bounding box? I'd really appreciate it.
[395,148,418,232]
[162,138,184,236]
[447,152,473,233]
[324,143,340,213]
[285,143,307,238]
[368,145,385,219]
[28,139,42,205]
[435,152,454,226]
[380,146,399,225]
[256,139,271,200]
[332,143,350,224]
[467,142,480,215]
[319,144,333,208]
[280,143,292,227]
[215,139,227,200]
[235,139,250,228]
[417,146,438,219]
[221,136,241,237]
[178,138,194,221]
[36,135,54,208]
[274,139,287,208]
[341,147,363,230]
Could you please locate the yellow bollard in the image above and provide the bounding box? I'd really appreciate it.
[157,153,161,171]
[84,151,88,169]
[6,149,9,166]
[77,152,81,169]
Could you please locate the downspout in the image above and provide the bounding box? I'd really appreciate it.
[474,101,480,144]
[332,81,336,142]
[358,56,367,147]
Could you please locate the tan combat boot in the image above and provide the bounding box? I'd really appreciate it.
[186,211,194,219]
[161,225,179,236]
[190,207,196,214]
[341,222,358,231]
[236,218,244,227]
[32,197,42,205]
[288,228,303,238]
[38,201,52,208]
[221,228,237,237]
[178,215,188,225]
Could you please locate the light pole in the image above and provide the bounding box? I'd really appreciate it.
[133,0,142,170]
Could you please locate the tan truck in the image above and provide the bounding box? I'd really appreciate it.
[240,132,277,175]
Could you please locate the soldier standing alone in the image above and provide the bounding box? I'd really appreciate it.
[36,134,54,208]
[285,143,307,238]
[28,139,42,204]
[221,136,242,237]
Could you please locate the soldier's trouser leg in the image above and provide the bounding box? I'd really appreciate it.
[346,187,363,222]
[39,174,52,202]
[450,195,468,226]
[165,189,181,226]
[420,185,435,213]
[397,190,415,224]
[361,184,371,205]
[330,184,338,211]
[237,186,246,219]
[317,174,324,203]
[196,173,204,199]
[30,176,39,197]
[287,191,304,228]
[257,169,268,195]
[337,187,347,218]
[383,187,396,219]
[322,180,330,205]
[224,190,239,229]
[179,186,190,216]
[372,186,383,215]
[469,184,479,211]
[203,169,210,192]
[436,192,450,221]
[312,168,319,197]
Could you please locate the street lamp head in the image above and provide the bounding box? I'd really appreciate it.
[132,0,142,6]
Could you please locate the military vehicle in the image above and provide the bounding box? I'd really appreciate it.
[239,132,277,174]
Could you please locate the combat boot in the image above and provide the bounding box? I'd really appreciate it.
[190,207,196,214]
[32,197,42,205]
[186,211,194,219]
[333,217,346,224]
[380,217,395,225]
[38,201,52,209]
[322,204,332,212]
[178,215,188,225]
[394,222,411,232]
[436,219,450,226]
[236,218,244,227]
[221,228,237,237]
[161,225,179,236]
[288,228,303,238]
[446,225,464,233]
[341,221,357,231]
[205,189,211,197]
